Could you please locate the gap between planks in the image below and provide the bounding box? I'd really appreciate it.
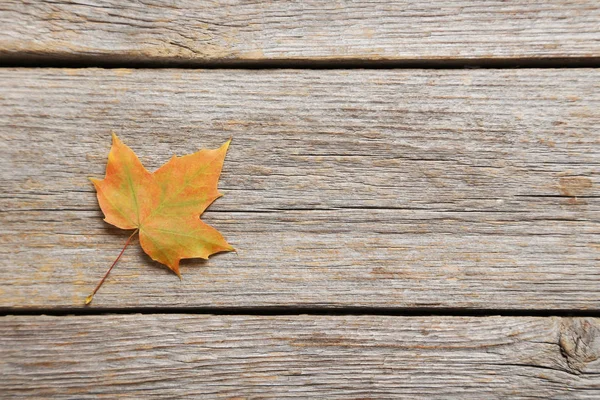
[1,56,600,70]
[3,307,600,318]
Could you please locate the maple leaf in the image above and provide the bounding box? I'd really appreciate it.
[86,133,234,304]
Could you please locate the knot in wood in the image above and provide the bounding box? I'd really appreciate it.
[559,318,600,374]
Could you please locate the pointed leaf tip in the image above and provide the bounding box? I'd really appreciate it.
[222,138,232,150]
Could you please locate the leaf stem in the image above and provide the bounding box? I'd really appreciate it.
[85,229,139,305]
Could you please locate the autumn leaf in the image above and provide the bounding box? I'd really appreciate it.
[86,133,234,304]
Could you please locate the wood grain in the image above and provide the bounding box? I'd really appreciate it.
[1,1,599,64]
[1,314,599,398]
[0,68,599,310]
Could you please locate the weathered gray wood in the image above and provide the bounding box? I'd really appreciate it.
[1,1,599,64]
[0,69,599,309]
[1,315,599,398]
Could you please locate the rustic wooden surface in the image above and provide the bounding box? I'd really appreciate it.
[1,2,599,396]
[1,1,599,64]
[1,314,599,398]
[1,68,598,310]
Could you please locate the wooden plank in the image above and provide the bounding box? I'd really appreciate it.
[1,314,599,398]
[0,69,599,310]
[1,1,599,64]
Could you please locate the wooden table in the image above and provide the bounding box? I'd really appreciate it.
[1,1,599,398]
